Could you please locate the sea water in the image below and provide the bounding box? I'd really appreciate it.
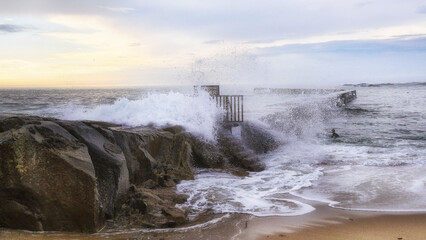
[0,84,425,219]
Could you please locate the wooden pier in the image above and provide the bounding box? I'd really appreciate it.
[194,86,356,122]
[194,85,244,123]
[337,90,357,106]
[214,95,244,122]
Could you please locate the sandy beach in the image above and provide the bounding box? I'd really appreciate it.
[261,214,426,240]
[2,197,425,240]
[240,206,426,240]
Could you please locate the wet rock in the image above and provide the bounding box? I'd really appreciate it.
[240,122,280,154]
[185,125,266,172]
[185,134,227,169]
[112,130,155,186]
[0,119,100,232]
[112,128,194,187]
[141,179,157,189]
[117,186,189,228]
[0,115,199,232]
[216,128,265,172]
[0,115,268,233]
[162,207,186,225]
[58,121,129,219]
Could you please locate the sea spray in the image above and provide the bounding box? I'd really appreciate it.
[60,91,222,141]
[1,85,425,218]
[176,94,337,217]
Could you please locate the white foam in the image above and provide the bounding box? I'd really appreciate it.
[177,146,324,217]
[58,91,221,141]
[293,165,426,212]
[97,214,232,235]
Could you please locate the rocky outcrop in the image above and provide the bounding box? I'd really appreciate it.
[58,120,129,220]
[185,130,265,172]
[116,185,189,228]
[0,115,194,232]
[0,115,100,232]
[216,128,265,171]
[0,114,270,233]
[240,122,280,154]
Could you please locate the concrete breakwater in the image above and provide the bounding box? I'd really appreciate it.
[0,114,274,233]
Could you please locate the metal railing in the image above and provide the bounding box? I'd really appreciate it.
[337,90,357,106]
[214,95,244,122]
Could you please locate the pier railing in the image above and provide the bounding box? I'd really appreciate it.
[194,85,244,123]
[214,95,244,123]
[338,90,357,105]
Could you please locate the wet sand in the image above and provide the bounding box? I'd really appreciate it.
[240,207,426,240]
[0,213,250,240]
[258,214,426,240]
[1,206,425,240]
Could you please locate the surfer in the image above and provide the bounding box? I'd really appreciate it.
[331,129,339,138]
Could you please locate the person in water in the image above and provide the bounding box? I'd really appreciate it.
[331,129,339,138]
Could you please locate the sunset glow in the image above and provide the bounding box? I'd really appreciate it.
[1,0,426,87]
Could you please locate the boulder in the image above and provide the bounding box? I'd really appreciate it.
[112,127,195,187]
[133,128,194,182]
[0,115,269,233]
[183,127,266,172]
[117,185,189,228]
[0,116,197,232]
[111,129,155,186]
[58,121,129,219]
[240,122,280,154]
[185,133,227,169]
[216,128,265,172]
[0,118,101,232]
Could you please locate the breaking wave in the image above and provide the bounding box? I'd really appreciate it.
[59,91,221,141]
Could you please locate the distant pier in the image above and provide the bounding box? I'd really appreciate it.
[337,90,357,106]
[194,86,357,123]
[194,85,244,123]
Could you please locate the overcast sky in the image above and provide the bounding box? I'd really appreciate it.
[1,0,425,87]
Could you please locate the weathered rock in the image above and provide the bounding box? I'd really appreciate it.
[185,133,227,169]
[216,129,265,172]
[117,185,189,228]
[0,118,100,232]
[0,115,269,233]
[240,122,280,154]
[184,124,270,172]
[138,130,194,182]
[113,128,194,186]
[58,121,129,219]
[111,130,155,186]
[0,116,197,232]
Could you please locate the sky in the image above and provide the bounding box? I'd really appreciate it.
[0,0,426,88]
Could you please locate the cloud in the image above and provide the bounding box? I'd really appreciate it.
[355,1,373,7]
[99,6,135,13]
[1,0,426,87]
[0,24,25,33]
[203,40,224,44]
[126,0,425,43]
[242,21,426,53]
[257,35,426,57]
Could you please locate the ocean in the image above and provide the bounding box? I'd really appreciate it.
[0,84,425,228]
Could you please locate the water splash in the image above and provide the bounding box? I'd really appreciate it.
[60,91,221,141]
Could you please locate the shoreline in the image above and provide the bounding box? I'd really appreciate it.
[239,207,426,240]
[1,206,425,240]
